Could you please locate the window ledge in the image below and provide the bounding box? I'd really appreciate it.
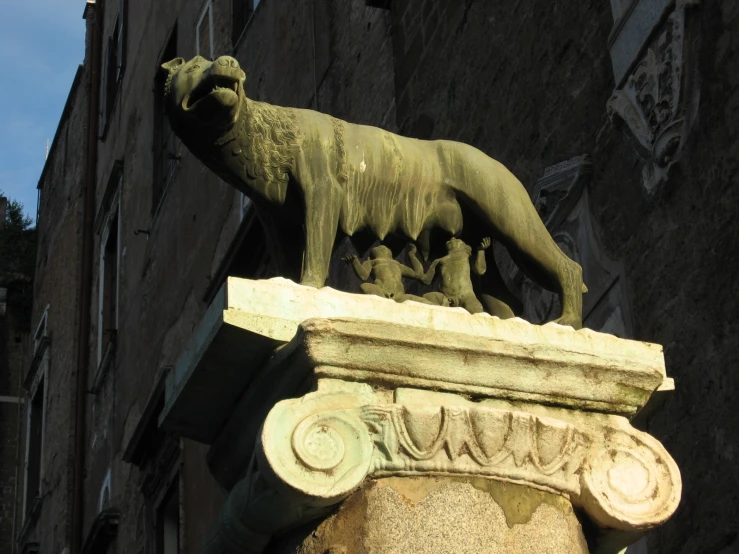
[94,160,124,234]
[23,337,50,392]
[365,0,391,8]
[607,0,673,86]
[91,331,117,395]
[232,1,264,55]
[99,85,122,142]
[202,206,257,304]
[150,151,182,230]
[80,508,120,554]
[16,495,43,548]
[140,434,180,500]
[122,365,171,465]
[20,543,39,554]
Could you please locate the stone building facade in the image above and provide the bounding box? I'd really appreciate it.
[14,0,739,553]
[0,198,36,554]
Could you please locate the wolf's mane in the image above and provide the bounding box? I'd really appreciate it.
[238,99,299,203]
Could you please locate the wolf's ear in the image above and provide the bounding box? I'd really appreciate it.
[160,57,185,75]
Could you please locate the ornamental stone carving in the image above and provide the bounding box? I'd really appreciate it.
[607,0,701,193]
[204,383,681,554]
[578,426,681,531]
[260,388,375,503]
[360,404,590,495]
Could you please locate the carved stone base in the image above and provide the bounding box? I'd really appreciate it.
[162,278,681,554]
[268,478,589,554]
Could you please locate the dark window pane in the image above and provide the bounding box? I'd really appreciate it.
[26,381,44,514]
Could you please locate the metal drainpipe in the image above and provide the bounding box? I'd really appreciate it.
[71,1,102,552]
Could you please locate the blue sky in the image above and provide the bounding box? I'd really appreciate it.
[0,1,86,222]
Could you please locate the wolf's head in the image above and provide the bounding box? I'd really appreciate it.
[161,55,246,135]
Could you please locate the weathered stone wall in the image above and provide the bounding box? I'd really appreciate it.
[87,0,238,546]
[389,0,613,178]
[0,304,29,554]
[0,220,34,552]
[17,56,88,553]
[617,4,739,552]
[0,401,19,553]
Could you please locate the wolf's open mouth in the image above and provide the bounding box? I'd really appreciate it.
[185,74,239,109]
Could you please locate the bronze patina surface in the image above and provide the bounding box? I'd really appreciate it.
[343,245,432,305]
[413,237,489,314]
[161,55,585,328]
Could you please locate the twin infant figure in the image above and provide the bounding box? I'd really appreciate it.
[343,237,503,316]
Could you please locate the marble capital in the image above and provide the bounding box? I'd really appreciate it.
[255,379,680,533]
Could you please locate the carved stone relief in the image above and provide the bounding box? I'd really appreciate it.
[203,383,681,554]
[607,0,701,193]
[509,155,634,337]
[361,404,590,495]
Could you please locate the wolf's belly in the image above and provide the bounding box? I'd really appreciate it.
[338,182,463,241]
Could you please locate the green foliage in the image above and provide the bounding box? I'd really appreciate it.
[1,191,33,231]
[0,192,37,330]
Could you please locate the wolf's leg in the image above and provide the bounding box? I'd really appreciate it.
[470,170,584,328]
[507,239,583,329]
[255,209,303,283]
[301,185,341,288]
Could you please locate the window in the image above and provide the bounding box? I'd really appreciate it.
[117,0,128,82]
[24,306,51,391]
[99,0,128,138]
[98,191,120,369]
[24,362,47,517]
[240,193,252,221]
[157,479,180,554]
[99,468,112,512]
[79,508,120,554]
[202,209,271,304]
[232,0,261,46]
[196,1,214,59]
[32,306,49,354]
[122,368,170,466]
[153,26,179,213]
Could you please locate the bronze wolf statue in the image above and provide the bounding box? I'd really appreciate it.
[161,55,585,328]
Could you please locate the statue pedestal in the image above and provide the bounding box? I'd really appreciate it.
[160,278,680,554]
